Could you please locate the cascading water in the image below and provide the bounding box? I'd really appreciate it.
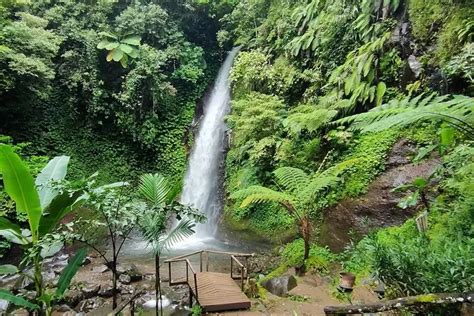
[180,47,240,241]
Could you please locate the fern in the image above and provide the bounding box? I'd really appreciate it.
[231,186,295,209]
[299,175,339,205]
[284,105,338,135]
[334,93,474,137]
[274,167,310,193]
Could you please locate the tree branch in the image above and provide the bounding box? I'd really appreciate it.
[324,292,474,315]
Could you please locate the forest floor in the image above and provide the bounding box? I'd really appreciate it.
[69,254,378,315]
[215,272,378,315]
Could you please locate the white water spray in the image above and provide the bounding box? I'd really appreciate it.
[180,47,240,241]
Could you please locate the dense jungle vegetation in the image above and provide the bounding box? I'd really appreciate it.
[0,0,473,314]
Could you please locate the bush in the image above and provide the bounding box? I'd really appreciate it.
[281,238,336,274]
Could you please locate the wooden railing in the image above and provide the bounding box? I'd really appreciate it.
[164,250,254,299]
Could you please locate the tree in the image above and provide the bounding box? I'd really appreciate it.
[137,173,205,316]
[231,166,338,269]
[0,145,87,315]
[77,182,135,310]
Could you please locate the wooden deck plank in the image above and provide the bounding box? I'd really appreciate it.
[191,272,251,312]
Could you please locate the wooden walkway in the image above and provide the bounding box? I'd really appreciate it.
[165,250,253,312]
[190,272,251,312]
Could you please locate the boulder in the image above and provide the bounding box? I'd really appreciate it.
[0,299,9,314]
[14,274,34,291]
[52,304,76,316]
[92,264,109,273]
[118,283,134,294]
[408,55,422,78]
[119,273,131,284]
[98,283,114,297]
[81,282,100,299]
[81,257,92,266]
[10,308,29,316]
[117,263,142,282]
[43,270,58,287]
[64,289,84,307]
[77,297,105,313]
[261,275,297,297]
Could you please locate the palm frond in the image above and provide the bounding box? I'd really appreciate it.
[231,185,295,209]
[273,167,310,193]
[334,94,474,137]
[158,219,195,253]
[138,173,170,206]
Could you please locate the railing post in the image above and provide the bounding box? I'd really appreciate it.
[189,287,193,307]
[206,252,209,272]
[186,260,189,283]
[168,261,171,284]
[194,273,199,300]
[230,256,233,279]
[130,299,135,316]
[200,251,203,272]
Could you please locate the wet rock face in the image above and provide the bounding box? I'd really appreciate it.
[320,139,440,252]
[261,275,297,297]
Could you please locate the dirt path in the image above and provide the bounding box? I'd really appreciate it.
[214,274,378,316]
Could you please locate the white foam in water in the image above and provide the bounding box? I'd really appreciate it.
[180,47,240,241]
[143,297,171,309]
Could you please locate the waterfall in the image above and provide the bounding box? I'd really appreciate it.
[180,47,240,240]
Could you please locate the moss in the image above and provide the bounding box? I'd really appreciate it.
[408,0,447,42]
[416,294,437,303]
[409,0,473,65]
[436,7,474,64]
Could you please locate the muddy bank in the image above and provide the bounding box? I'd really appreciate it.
[320,139,440,252]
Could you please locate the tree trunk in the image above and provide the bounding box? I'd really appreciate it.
[112,257,118,310]
[155,254,159,316]
[33,255,45,316]
[324,292,473,315]
[301,216,311,261]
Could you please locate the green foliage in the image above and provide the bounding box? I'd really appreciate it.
[443,43,474,92]
[0,145,42,242]
[329,32,391,109]
[280,238,335,273]
[227,92,285,167]
[335,93,474,138]
[0,11,62,98]
[137,173,205,256]
[0,146,90,313]
[0,290,39,310]
[55,248,87,297]
[232,165,339,261]
[230,51,298,98]
[343,143,474,297]
[191,304,203,316]
[408,0,473,65]
[97,31,141,68]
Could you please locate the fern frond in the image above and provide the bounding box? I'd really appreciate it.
[273,167,310,193]
[231,185,295,209]
[334,94,474,137]
[298,175,339,203]
[284,108,338,134]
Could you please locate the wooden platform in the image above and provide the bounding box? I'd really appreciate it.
[165,250,253,313]
[190,272,251,312]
